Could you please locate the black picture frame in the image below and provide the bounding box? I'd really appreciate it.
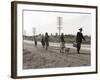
[11,1,98,79]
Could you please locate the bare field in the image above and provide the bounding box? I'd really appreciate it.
[23,41,90,69]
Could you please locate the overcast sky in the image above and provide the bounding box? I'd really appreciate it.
[23,10,91,36]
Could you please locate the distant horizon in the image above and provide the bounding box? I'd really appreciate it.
[23,33,91,37]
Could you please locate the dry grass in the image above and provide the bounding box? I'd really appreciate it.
[23,42,90,69]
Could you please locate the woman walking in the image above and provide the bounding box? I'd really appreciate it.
[76,28,86,54]
[41,34,45,48]
[34,36,37,47]
[60,33,65,53]
[45,32,49,50]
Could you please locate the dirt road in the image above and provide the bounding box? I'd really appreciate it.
[23,41,90,69]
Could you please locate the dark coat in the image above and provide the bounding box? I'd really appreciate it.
[76,32,85,43]
[45,35,49,46]
[41,38,45,46]
[60,35,65,42]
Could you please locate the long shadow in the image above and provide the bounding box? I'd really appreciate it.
[47,49,59,54]
[79,52,90,55]
[23,49,31,55]
[67,52,77,55]
[68,52,90,55]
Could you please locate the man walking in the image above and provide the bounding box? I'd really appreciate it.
[34,36,37,47]
[41,34,45,48]
[60,33,65,53]
[45,32,49,50]
[76,28,86,54]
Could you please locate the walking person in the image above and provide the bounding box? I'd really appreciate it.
[45,32,49,50]
[41,34,45,48]
[76,28,86,54]
[34,36,37,47]
[60,33,65,53]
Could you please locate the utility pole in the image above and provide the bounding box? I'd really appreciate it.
[33,27,36,36]
[33,27,36,40]
[57,17,63,41]
[23,30,26,36]
[33,27,37,47]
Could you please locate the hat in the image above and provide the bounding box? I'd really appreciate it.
[79,28,83,31]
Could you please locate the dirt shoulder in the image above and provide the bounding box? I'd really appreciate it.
[23,42,90,69]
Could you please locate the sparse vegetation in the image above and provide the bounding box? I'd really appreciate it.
[23,34,90,44]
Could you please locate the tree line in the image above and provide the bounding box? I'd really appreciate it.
[23,34,90,44]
